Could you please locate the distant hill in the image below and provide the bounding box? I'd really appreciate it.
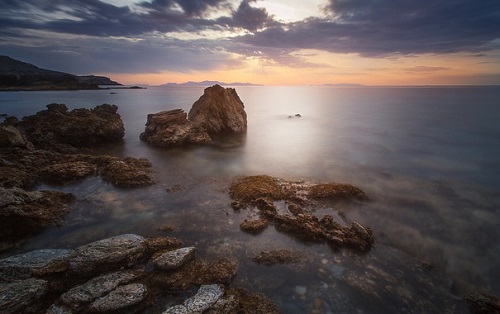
[0,55,121,91]
[160,80,262,87]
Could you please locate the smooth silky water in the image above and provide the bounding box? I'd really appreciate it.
[1,86,499,312]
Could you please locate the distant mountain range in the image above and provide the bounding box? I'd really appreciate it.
[0,55,121,91]
[159,80,262,87]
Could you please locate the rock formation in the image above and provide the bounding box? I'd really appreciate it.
[0,233,279,313]
[139,109,211,147]
[19,103,125,148]
[188,84,247,134]
[140,85,247,147]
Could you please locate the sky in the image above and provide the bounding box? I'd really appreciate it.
[1,0,500,85]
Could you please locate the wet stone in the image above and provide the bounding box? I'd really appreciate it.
[68,234,147,275]
[0,278,48,314]
[89,283,147,313]
[185,284,224,312]
[152,247,196,270]
[0,249,72,280]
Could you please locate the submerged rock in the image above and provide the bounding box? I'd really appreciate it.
[99,157,156,188]
[228,175,374,252]
[188,84,247,134]
[252,249,304,266]
[240,218,269,234]
[0,187,75,240]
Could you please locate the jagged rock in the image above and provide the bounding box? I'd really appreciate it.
[188,84,247,133]
[0,187,75,240]
[0,166,35,188]
[48,271,144,313]
[0,249,72,280]
[0,278,48,314]
[139,109,211,147]
[466,293,500,314]
[152,247,196,270]
[68,234,147,275]
[19,103,125,148]
[0,124,33,149]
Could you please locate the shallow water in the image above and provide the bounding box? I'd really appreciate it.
[1,86,500,311]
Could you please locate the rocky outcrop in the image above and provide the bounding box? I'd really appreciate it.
[139,109,211,147]
[229,175,374,252]
[0,234,277,313]
[19,103,125,148]
[188,84,247,134]
[140,85,247,147]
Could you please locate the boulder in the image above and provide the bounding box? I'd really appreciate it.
[0,278,48,314]
[89,283,147,313]
[99,157,156,188]
[139,109,211,147]
[20,103,125,148]
[0,249,72,280]
[39,161,96,185]
[48,271,143,313]
[188,84,247,133]
[68,234,147,275]
[0,187,75,240]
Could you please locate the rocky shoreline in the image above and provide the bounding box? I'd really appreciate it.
[1,85,499,313]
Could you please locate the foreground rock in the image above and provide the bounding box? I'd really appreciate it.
[19,103,125,148]
[141,85,247,147]
[0,233,278,313]
[229,175,374,252]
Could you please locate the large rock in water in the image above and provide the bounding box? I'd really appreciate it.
[19,103,125,147]
[188,84,247,133]
[139,109,211,147]
[140,85,247,147]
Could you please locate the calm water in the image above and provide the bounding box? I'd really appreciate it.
[1,86,500,312]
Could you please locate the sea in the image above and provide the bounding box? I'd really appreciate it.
[1,85,499,312]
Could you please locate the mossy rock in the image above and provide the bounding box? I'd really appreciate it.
[229,175,283,203]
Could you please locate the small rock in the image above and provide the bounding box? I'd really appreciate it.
[240,218,269,234]
[163,305,188,314]
[152,247,196,270]
[294,285,307,299]
[184,284,224,312]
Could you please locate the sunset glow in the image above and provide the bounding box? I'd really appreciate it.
[1,0,499,85]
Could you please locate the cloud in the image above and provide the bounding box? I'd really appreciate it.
[0,0,499,75]
[235,0,500,57]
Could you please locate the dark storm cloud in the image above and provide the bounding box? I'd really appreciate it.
[141,0,229,17]
[217,0,275,32]
[235,0,500,57]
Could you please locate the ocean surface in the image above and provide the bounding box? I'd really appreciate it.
[1,86,500,312]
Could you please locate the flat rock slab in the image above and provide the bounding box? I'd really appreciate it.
[0,278,48,314]
[152,247,196,270]
[68,234,147,275]
[56,270,141,311]
[0,249,72,280]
